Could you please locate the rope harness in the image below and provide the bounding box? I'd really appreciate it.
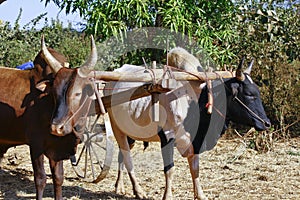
[218,76,269,127]
[56,89,93,135]
[162,66,267,127]
[233,96,267,126]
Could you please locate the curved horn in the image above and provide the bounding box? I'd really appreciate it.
[244,58,254,75]
[78,35,98,77]
[41,35,63,73]
[236,56,245,81]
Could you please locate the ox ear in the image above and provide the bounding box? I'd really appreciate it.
[230,82,240,97]
[78,35,97,77]
[36,80,50,92]
[244,58,254,75]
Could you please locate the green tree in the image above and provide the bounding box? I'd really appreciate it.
[0,10,90,68]
[44,0,238,68]
[0,0,299,134]
[232,0,300,134]
[43,0,300,133]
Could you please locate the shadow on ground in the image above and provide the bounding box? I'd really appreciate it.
[0,167,153,200]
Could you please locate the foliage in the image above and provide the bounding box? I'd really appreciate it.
[0,10,90,68]
[232,0,300,135]
[42,0,300,135]
[45,0,238,68]
[2,1,299,135]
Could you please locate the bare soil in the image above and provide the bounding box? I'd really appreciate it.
[0,135,299,200]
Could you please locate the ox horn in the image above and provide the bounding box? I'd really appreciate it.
[236,56,245,81]
[41,35,63,73]
[78,35,98,77]
[244,58,254,75]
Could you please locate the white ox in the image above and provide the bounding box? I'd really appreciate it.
[105,47,208,200]
[105,47,271,199]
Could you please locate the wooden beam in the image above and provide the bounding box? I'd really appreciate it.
[89,69,235,82]
[87,68,236,116]
[88,84,169,115]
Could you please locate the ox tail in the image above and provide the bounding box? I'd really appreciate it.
[143,141,149,151]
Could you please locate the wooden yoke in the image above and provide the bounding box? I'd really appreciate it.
[206,68,213,114]
[150,61,160,122]
[90,69,235,82]
[92,80,106,114]
[88,66,235,116]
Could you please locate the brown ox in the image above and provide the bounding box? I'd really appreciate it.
[0,36,97,200]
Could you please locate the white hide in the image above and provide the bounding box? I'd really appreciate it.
[105,54,202,155]
[167,47,201,72]
[107,48,223,200]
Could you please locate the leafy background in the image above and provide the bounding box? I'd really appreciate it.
[0,0,299,136]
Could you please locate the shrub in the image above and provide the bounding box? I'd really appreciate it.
[0,12,89,68]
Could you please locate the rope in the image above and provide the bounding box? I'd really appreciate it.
[233,96,267,125]
[166,65,203,81]
[218,74,267,125]
[163,65,175,79]
[92,78,106,114]
[144,68,157,85]
[61,95,92,132]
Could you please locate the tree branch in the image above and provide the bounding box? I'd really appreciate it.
[0,0,7,5]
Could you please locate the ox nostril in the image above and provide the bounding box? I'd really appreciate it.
[57,126,64,134]
[51,124,56,132]
[51,124,64,135]
[264,121,271,129]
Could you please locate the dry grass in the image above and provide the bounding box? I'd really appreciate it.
[0,134,299,200]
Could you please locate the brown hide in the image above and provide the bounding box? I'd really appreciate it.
[0,48,68,145]
[0,47,80,200]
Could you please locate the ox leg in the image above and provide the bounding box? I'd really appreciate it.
[49,159,64,200]
[119,145,146,199]
[116,137,136,194]
[158,130,175,200]
[0,153,3,169]
[110,121,146,199]
[187,154,207,200]
[115,151,125,194]
[0,145,10,168]
[30,152,47,200]
[0,146,8,168]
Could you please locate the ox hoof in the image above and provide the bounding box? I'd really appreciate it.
[134,193,147,199]
[115,186,125,195]
[115,182,125,195]
[196,194,208,200]
[133,188,147,199]
[162,196,173,200]
[162,191,173,200]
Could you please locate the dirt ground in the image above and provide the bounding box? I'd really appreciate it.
[0,134,299,200]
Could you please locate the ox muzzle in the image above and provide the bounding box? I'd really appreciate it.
[51,95,93,136]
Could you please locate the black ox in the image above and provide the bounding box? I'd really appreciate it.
[174,57,271,200]
[192,57,271,155]
[0,36,97,199]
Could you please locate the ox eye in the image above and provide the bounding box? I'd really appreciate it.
[83,85,94,96]
[75,92,82,97]
[245,95,257,100]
